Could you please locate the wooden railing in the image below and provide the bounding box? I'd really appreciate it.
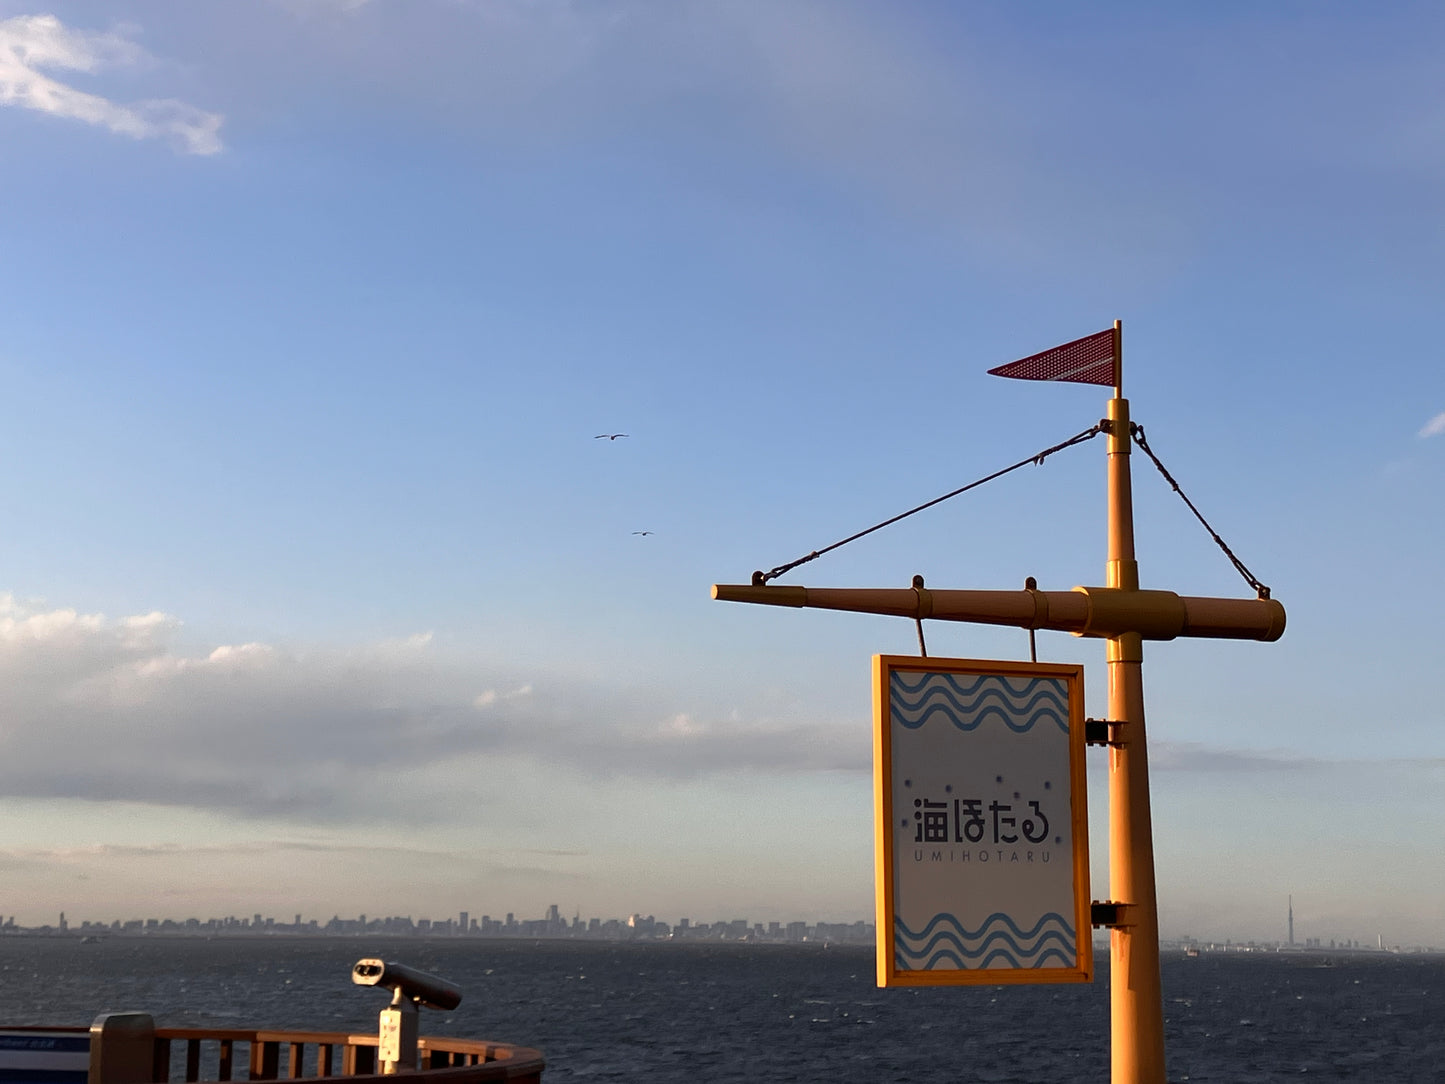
[83,1017,544,1084]
[151,1029,543,1083]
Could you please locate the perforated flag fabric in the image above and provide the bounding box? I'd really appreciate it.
[987,328,1116,386]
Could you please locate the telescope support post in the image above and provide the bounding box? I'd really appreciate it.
[378,995,419,1075]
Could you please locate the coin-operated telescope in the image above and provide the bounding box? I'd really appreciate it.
[351,959,463,1073]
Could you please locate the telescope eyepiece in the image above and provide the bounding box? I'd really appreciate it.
[350,958,462,1011]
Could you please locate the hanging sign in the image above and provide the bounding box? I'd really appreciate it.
[873,655,1091,986]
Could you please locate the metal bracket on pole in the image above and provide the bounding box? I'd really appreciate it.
[1084,718,1125,747]
[1090,901,1132,929]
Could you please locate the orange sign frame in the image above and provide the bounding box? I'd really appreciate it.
[873,655,1092,987]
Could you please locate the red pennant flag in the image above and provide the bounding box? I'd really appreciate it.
[987,328,1117,386]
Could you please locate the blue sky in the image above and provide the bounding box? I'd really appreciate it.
[0,1,1442,947]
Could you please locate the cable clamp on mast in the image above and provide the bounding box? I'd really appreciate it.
[1090,901,1132,929]
[1084,718,1126,747]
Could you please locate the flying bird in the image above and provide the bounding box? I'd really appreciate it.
[595,433,629,440]
[632,531,654,536]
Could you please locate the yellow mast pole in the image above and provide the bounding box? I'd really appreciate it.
[1106,319,1167,1082]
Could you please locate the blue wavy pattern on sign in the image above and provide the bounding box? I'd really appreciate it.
[889,673,1068,734]
[895,911,1076,970]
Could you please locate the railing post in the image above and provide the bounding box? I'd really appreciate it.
[249,1040,279,1081]
[287,1042,305,1080]
[89,1013,157,1084]
[344,1042,375,1076]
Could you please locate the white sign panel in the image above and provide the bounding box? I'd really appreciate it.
[873,656,1091,986]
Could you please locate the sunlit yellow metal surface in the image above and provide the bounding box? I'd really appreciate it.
[1104,394,1166,1084]
[871,655,1092,988]
[710,583,1284,643]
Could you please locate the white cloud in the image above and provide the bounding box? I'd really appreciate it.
[472,683,532,708]
[1419,411,1445,438]
[2,839,587,863]
[27,586,1436,829]
[0,13,222,154]
[270,0,373,13]
[0,593,862,823]
[1151,741,1319,773]
[1150,740,1445,782]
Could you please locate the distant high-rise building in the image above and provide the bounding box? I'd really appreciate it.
[459,911,468,934]
[1288,895,1294,946]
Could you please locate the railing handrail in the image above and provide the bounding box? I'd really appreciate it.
[150,1027,532,1059]
[84,1018,544,1084]
[155,1029,368,1046]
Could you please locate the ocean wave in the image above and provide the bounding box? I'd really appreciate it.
[894,911,1076,971]
[889,674,1069,734]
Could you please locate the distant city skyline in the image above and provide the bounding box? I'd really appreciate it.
[4,901,1437,957]
[10,905,880,946]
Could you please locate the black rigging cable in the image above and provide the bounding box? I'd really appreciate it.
[749,418,1274,602]
[1129,423,1272,600]
[752,424,1104,585]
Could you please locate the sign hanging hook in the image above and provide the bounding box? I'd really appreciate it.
[911,574,930,657]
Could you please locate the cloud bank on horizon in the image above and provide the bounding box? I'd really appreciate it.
[3,591,1433,826]
[0,593,871,823]
[0,13,221,153]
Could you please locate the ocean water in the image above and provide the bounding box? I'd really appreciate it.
[1,938,1441,1082]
